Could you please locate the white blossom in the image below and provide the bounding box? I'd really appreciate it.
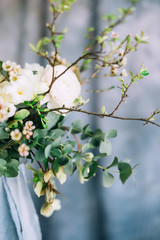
[10,129,22,141]
[18,143,29,157]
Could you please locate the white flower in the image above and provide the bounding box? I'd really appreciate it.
[0,109,8,122]
[24,121,35,131]
[2,60,16,72]
[120,69,128,78]
[9,72,19,82]
[24,64,49,95]
[18,143,29,157]
[40,64,53,87]
[120,57,127,66]
[56,167,67,184]
[14,64,22,74]
[40,65,81,109]
[0,94,16,122]
[6,69,37,105]
[10,129,22,141]
[6,103,16,118]
[25,63,44,74]
[40,199,61,218]
[119,48,125,56]
[111,32,119,39]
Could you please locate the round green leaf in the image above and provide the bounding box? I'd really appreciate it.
[103,171,114,188]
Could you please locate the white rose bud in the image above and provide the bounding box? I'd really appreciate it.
[44,169,53,183]
[46,189,55,204]
[84,152,94,161]
[56,167,67,185]
[34,181,43,198]
[40,199,61,218]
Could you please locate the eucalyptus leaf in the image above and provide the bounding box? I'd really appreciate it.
[5,159,19,177]
[118,162,132,184]
[45,144,52,158]
[63,159,73,175]
[105,129,117,138]
[63,143,73,154]
[71,119,83,134]
[46,112,61,130]
[99,140,112,155]
[35,148,45,162]
[58,155,69,166]
[0,127,9,140]
[107,157,118,169]
[0,159,7,176]
[84,161,98,179]
[103,171,114,188]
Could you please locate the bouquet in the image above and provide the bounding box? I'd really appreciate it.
[0,0,159,218]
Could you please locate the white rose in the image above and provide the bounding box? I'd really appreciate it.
[40,65,81,109]
[24,63,49,95]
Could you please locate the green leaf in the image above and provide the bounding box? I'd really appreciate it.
[33,129,48,139]
[58,155,69,166]
[85,161,98,179]
[81,143,93,153]
[14,109,30,120]
[0,127,9,140]
[73,153,82,163]
[48,129,65,139]
[45,144,52,158]
[5,159,19,177]
[51,136,61,148]
[81,124,94,140]
[99,140,112,155]
[90,129,105,147]
[35,148,45,162]
[63,159,73,175]
[46,112,61,130]
[107,157,118,169]
[118,162,132,184]
[93,153,107,161]
[0,159,7,176]
[51,148,62,157]
[140,70,149,76]
[63,143,73,154]
[71,119,83,134]
[0,149,8,159]
[82,163,90,177]
[105,129,117,138]
[103,171,114,188]
[52,159,60,174]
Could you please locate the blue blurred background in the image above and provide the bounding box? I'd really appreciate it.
[1,0,160,239]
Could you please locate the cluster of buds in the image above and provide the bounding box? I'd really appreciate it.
[34,171,62,217]
[2,60,21,82]
[10,121,35,157]
[22,121,35,139]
